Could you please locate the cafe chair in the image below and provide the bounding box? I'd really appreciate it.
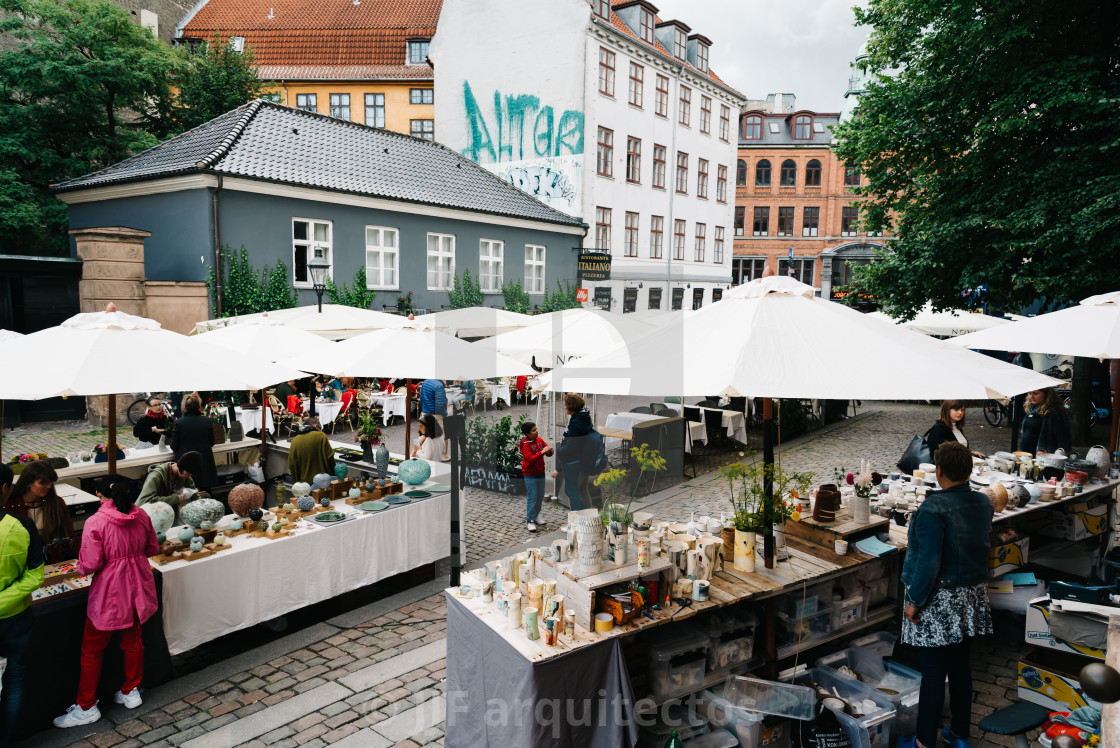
[629,406,653,414]
[651,403,675,416]
[473,380,492,412]
[268,395,299,437]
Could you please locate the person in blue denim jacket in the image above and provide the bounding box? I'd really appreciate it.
[898,441,993,748]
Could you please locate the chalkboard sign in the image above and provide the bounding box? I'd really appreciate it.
[463,465,525,495]
[671,287,684,310]
[648,287,662,309]
[623,287,637,313]
[594,286,612,310]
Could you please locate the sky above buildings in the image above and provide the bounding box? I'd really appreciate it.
[654,0,870,113]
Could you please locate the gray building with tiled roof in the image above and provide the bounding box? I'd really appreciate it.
[56,100,587,314]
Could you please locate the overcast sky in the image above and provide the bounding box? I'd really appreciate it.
[653,0,870,113]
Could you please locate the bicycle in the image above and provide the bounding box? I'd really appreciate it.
[127,393,174,425]
[1062,380,1111,429]
[983,399,1011,427]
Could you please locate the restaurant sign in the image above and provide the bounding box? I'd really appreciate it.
[578,252,612,281]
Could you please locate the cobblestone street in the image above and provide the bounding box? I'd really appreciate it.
[21,402,1044,746]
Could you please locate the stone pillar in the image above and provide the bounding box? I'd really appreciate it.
[145,281,209,335]
[71,227,150,427]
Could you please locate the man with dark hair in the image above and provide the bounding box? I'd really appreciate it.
[132,395,168,448]
[288,417,335,484]
[136,452,200,510]
[0,463,45,744]
[933,440,975,483]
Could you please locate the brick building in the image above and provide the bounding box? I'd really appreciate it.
[732,92,888,301]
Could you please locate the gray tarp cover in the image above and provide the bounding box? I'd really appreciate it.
[444,592,640,747]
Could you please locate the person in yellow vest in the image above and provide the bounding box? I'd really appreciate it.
[0,463,45,744]
[287,417,335,484]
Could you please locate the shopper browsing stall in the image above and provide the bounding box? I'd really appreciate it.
[170,394,217,491]
[287,417,334,483]
[136,452,201,512]
[926,400,985,459]
[0,463,45,745]
[54,474,159,729]
[519,421,553,533]
[4,461,75,563]
[551,393,596,510]
[132,396,168,448]
[899,441,993,748]
[411,414,447,462]
[1020,388,1072,456]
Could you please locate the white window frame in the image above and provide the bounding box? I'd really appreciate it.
[364,225,399,290]
[426,232,455,291]
[292,218,332,288]
[479,239,504,293]
[525,244,545,294]
[329,93,350,119]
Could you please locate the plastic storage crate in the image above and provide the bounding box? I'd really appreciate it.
[784,667,897,748]
[815,647,922,740]
[638,702,709,748]
[698,689,793,748]
[696,609,757,672]
[781,582,831,618]
[776,607,832,649]
[643,624,710,700]
[831,594,866,630]
[850,631,897,658]
[724,674,817,721]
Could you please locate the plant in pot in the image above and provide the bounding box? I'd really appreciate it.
[354,412,382,462]
[720,461,812,570]
[206,404,226,444]
[595,444,667,564]
[463,414,528,495]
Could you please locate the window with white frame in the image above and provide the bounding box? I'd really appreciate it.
[364,226,399,290]
[329,93,350,119]
[426,233,455,290]
[295,93,317,112]
[292,218,332,287]
[525,244,545,294]
[365,93,385,127]
[479,239,504,293]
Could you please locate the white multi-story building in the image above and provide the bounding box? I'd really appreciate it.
[430,0,744,312]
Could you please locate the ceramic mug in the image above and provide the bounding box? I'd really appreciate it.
[692,580,710,602]
[550,540,569,562]
[544,616,560,646]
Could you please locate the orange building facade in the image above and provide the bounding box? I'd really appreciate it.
[176,0,440,139]
[732,100,889,300]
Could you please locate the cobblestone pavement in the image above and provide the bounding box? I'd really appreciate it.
[21,402,1048,746]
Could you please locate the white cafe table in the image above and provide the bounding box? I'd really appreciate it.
[489,382,511,406]
[231,405,274,434]
[602,412,705,453]
[369,393,408,425]
[666,403,748,444]
[304,398,344,425]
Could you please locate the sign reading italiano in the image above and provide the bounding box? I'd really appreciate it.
[578,252,612,281]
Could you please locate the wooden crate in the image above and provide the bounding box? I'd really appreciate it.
[782,510,889,549]
[533,548,672,631]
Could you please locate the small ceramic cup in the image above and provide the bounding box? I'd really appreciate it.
[692,580,710,602]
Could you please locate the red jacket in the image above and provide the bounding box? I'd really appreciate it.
[520,437,550,476]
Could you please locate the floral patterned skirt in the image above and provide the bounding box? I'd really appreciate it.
[902,582,993,647]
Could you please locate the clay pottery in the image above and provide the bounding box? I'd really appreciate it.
[813,484,841,522]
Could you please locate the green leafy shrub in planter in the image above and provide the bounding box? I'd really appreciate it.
[463,413,528,494]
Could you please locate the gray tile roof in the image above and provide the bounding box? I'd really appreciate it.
[53,100,584,228]
[738,113,840,147]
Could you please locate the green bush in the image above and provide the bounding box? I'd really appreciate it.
[326,266,376,309]
[502,279,531,313]
[541,280,581,312]
[206,245,297,317]
[448,268,483,309]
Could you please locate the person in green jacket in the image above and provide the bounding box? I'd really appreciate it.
[0,463,45,744]
[135,452,201,511]
[287,418,334,484]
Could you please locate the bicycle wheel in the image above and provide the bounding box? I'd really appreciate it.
[127,398,149,425]
[983,400,1003,427]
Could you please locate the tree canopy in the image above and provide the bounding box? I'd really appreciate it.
[833,0,1120,317]
[170,32,268,132]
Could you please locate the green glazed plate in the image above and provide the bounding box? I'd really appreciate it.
[314,511,347,522]
[361,501,389,512]
[404,490,431,499]
[426,484,451,493]
[385,496,411,505]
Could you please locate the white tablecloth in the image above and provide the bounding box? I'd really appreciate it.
[370,394,408,425]
[666,403,748,444]
[490,382,511,405]
[302,399,344,425]
[232,406,274,434]
[156,481,461,655]
[602,412,705,453]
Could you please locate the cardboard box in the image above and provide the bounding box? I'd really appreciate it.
[989,537,1028,576]
[1024,597,1106,660]
[1040,502,1109,542]
[1018,649,1102,712]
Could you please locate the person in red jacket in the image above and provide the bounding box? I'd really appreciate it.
[54,475,158,729]
[520,421,553,533]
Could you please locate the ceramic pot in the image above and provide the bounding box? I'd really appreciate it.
[571,509,604,574]
[375,443,390,478]
[720,526,736,563]
[180,498,226,529]
[229,421,244,442]
[297,496,315,512]
[291,482,311,498]
[312,473,333,491]
[398,458,431,485]
[177,527,194,544]
[696,537,722,580]
[212,420,226,445]
[733,529,755,573]
[608,521,629,564]
[140,501,175,536]
[228,482,265,517]
[334,462,349,481]
[813,484,841,522]
[189,536,203,552]
[852,493,871,524]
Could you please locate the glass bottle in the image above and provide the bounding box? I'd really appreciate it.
[664,729,684,748]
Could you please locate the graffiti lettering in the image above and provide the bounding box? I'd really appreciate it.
[464,465,524,496]
[505,165,578,207]
[462,81,583,164]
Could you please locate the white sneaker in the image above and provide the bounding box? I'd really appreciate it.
[53,703,101,728]
[527,521,537,533]
[115,689,142,709]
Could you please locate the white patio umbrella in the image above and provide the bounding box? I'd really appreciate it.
[192,313,336,360]
[476,307,654,368]
[411,306,534,338]
[193,303,408,340]
[280,318,534,452]
[0,329,23,342]
[949,290,1120,449]
[867,303,1010,337]
[0,304,307,470]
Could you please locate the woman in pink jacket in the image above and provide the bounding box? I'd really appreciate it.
[54,475,158,729]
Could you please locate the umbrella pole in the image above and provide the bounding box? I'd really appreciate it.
[260,388,267,460]
[108,394,118,474]
[405,378,412,458]
[1111,359,1120,454]
[762,397,774,569]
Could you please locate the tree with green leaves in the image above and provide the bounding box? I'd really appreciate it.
[170,32,268,132]
[326,267,376,309]
[0,0,180,255]
[833,0,1120,319]
[206,246,297,317]
[447,268,483,309]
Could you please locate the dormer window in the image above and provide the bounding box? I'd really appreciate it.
[639,7,653,42]
[407,39,429,65]
[595,0,610,19]
[696,42,708,72]
[674,28,686,59]
[794,114,812,139]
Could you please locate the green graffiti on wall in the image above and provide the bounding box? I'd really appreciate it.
[461,81,583,164]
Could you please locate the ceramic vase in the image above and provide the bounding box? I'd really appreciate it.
[696,537,722,580]
[571,509,604,574]
[813,484,841,522]
[375,443,390,478]
[334,462,349,481]
[734,529,755,573]
[852,493,871,524]
[523,607,539,640]
[229,421,244,442]
[608,521,629,564]
[720,526,736,563]
[398,458,431,485]
[506,592,522,628]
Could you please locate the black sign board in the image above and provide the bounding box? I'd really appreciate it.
[648,287,662,310]
[578,252,612,281]
[712,288,723,302]
[693,288,704,310]
[623,287,637,313]
[671,287,684,310]
[594,286,612,310]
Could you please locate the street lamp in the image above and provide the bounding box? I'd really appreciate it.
[308,256,330,313]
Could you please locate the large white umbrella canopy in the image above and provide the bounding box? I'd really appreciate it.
[411,306,534,339]
[476,307,655,368]
[193,304,408,340]
[867,303,1010,337]
[543,276,1062,400]
[191,313,336,361]
[949,291,1120,360]
[0,329,23,342]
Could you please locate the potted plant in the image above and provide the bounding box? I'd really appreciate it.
[354,412,382,462]
[595,444,667,565]
[719,461,812,570]
[463,414,528,495]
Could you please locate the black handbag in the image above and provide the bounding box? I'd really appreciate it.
[898,430,932,475]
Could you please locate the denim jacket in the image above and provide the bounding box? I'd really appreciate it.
[901,483,993,608]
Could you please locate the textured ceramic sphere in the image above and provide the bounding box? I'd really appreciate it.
[312,473,333,491]
[291,482,312,498]
[181,498,226,529]
[271,522,282,532]
[257,519,269,532]
[189,537,203,552]
[140,501,175,535]
[214,533,227,546]
[334,462,349,481]
[230,518,243,531]
[155,531,166,545]
[228,482,265,517]
[1025,483,1042,503]
[200,521,213,532]
[297,496,314,512]
[398,458,431,485]
[320,496,331,507]
[282,503,294,513]
[177,527,195,543]
[249,508,263,522]
[348,487,361,499]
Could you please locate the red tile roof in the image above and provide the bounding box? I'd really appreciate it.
[180,0,441,78]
